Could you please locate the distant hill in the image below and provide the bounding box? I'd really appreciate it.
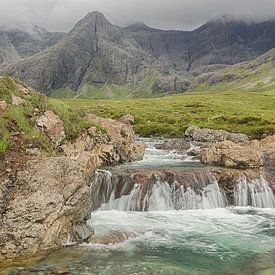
[0,25,65,65]
[1,12,275,96]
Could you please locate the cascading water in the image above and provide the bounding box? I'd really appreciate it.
[234,176,275,208]
[91,169,228,211]
[5,138,275,275]
[91,169,274,211]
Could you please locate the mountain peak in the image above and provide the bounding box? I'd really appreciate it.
[70,11,112,34]
[126,22,155,32]
[84,11,106,20]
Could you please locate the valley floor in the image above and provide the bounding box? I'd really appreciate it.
[61,90,275,138]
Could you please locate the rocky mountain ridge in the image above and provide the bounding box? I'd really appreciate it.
[1,11,275,95]
[0,25,65,65]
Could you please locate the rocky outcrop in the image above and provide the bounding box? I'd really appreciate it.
[201,140,263,169]
[185,125,249,143]
[36,110,66,144]
[201,135,275,169]
[119,114,135,125]
[61,114,145,177]
[0,157,90,262]
[86,114,145,163]
[11,95,25,106]
[0,105,145,264]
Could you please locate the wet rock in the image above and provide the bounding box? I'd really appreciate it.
[37,110,65,144]
[89,231,136,245]
[72,223,94,243]
[50,268,70,274]
[187,146,201,157]
[11,95,25,106]
[0,100,7,111]
[155,139,190,152]
[119,114,135,125]
[263,150,275,189]
[185,125,249,143]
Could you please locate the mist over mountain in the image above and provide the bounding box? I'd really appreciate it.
[0,11,275,95]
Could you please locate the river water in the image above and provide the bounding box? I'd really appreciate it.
[3,139,275,275]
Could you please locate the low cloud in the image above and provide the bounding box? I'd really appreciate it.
[0,0,275,32]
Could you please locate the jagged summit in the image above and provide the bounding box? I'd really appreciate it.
[1,11,275,94]
[70,11,111,33]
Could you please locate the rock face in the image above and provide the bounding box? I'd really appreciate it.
[2,12,275,93]
[201,135,275,169]
[37,110,66,144]
[185,125,249,143]
[0,157,90,262]
[0,26,65,65]
[0,108,145,263]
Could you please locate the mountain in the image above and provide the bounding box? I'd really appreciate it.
[0,26,65,64]
[1,11,275,95]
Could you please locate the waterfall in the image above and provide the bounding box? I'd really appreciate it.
[91,169,228,211]
[234,176,275,208]
[91,169,275,211]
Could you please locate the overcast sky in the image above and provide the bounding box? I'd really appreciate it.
[1,0,275,32]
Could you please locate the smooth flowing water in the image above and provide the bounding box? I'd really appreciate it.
[3,139,275,275]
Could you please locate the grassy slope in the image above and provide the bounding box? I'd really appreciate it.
[60,49,275,138]
[0,77,102,155]
[61,90,275,138]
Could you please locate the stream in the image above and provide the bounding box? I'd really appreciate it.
[3,139,275,275]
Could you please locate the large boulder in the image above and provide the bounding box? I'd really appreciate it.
[201,135,275,169]
[37,110,65,144]
[201,141,263,169]
[185,125,249,143]
[0,157,90,262]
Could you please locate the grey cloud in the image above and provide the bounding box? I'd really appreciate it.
[0,0,275,32]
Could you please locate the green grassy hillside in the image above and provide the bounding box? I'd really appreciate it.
[0,77,101,155]
[61,90,275,138]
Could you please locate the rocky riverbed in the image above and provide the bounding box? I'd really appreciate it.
[1,134,274,274]
[0,84,274,272]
